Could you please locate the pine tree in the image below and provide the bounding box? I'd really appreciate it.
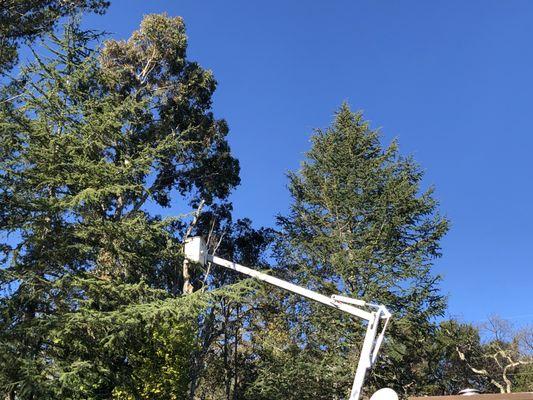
[0,15,243,399]
[250,104,449,399]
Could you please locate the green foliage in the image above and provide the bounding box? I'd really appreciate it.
[0,15,242,399]
[0,0,109,74]
[3,9,527,400]
[513,363,533,393]
[248,104,450,399]
[279,104,448,299]
[427,320,489,394]
[436,318,533,394]
[186,217,275,400]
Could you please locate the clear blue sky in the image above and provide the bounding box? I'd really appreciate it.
[82,1,533,326]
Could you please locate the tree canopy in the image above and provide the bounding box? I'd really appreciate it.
[245,104,449,399]
[1,9,529,400]
[0,14,244,399]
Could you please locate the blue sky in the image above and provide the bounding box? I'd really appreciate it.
[80,1,533,325]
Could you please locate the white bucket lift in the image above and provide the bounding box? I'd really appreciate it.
[184,236,397,400]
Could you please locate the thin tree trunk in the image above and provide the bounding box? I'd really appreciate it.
[232,304,240,400]
[224,303,231,400]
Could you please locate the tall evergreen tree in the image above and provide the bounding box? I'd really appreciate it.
[250,104,449,399]
[0,14,243,399]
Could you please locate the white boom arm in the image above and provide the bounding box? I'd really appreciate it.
[184,237,392,400]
